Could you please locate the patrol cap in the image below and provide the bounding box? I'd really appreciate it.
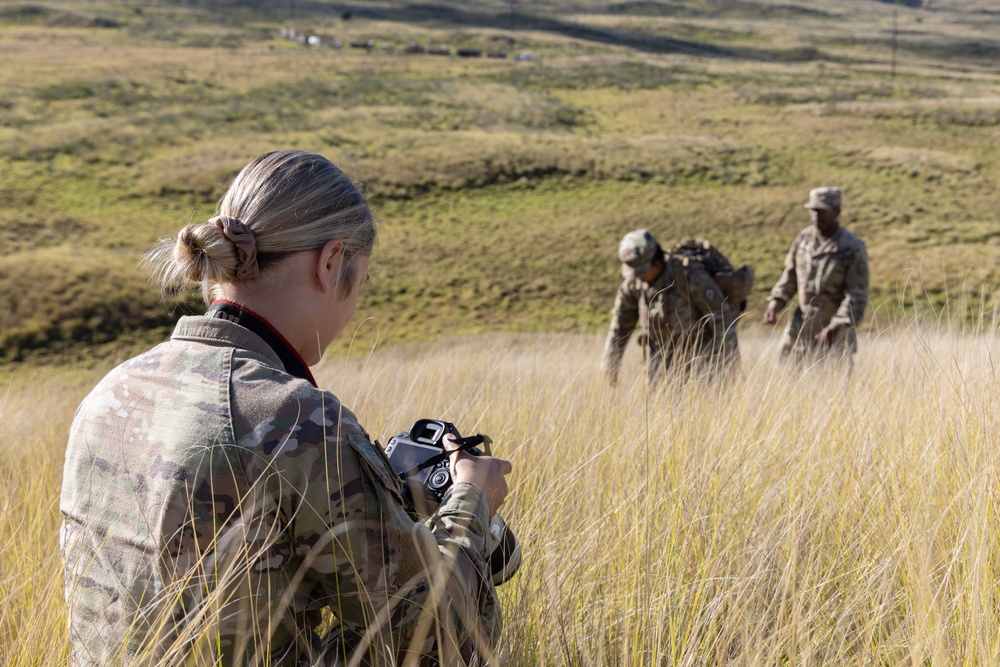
[618,229,660,279]
[804,187,842,210]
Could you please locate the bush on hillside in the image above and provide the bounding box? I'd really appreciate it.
[0,247,194,361]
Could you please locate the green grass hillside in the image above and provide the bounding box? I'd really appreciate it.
[2,0,1000,360]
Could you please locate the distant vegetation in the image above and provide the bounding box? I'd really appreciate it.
[1,0,1000,361]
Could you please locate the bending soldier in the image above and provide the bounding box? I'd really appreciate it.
[763,187,869,365]
[601,229,742,386]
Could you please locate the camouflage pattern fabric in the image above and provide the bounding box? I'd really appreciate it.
[767,225,869,361]
[668,237,755,310]
[601,254,739,384]
[60,316,497,666]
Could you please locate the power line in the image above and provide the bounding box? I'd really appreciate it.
[890,9,898,81]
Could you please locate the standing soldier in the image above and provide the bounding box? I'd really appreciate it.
[763,187,869,365]
[601,229,742,386]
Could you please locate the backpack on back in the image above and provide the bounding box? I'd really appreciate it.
[669,238,755,312]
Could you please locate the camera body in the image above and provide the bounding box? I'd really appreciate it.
[384,419,478,506]
[383,419,521,586]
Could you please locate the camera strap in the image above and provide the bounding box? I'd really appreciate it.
[399,435,486,479]
[205,299,317,388]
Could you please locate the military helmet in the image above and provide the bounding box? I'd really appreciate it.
[617,229,660,279]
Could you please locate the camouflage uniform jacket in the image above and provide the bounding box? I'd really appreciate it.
[767,225,869,357]
[601,255,738,383]
[60,315,496,666]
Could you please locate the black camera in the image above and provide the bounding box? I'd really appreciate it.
[383,419,521,586]
[384,419,482,505]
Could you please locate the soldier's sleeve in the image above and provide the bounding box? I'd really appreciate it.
[600,281,639,383]
[683,264,738,358]
[830,238,869,330]
[266,403,493,663]
[768,235,800,311]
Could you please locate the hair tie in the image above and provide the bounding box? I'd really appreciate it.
[212,215,259,280]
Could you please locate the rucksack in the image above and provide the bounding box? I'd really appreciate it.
[668,238,755,312]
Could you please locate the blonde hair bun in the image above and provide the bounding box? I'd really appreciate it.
[173,222,241,284]
[146,150,376,304]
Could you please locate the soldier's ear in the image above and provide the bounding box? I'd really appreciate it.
[315,240,345,294]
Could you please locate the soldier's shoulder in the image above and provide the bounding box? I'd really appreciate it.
[229,359,367,452]
[75,342,187,416]
[840,227,867,250]
[617,276,642,296]
[796,226,816,241]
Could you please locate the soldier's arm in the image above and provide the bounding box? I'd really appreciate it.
[291,409,493,664]
[830,241,869,330]
[684,264,738,358]
[767,234,801,312]
[600,282,639,384]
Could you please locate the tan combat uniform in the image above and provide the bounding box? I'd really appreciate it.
[602,255,739,384]
[767,225,869,361]
[60,316,497,666]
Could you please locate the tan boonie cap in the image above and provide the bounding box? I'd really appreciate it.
[804,187,842,210]
[618,229,659,279]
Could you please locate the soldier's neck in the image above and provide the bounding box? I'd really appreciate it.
[639,261,665,285]
[817,223,840,240]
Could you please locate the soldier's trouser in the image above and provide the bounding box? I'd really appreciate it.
[780,312,857,368]
[646,341,674,384]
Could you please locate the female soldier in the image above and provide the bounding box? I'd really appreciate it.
[60,150,512,666]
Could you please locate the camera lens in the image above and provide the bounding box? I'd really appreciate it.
[428,469,451,490]
[488,516,522,586]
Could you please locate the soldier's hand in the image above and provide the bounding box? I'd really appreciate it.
[445,434,512,517]
[763,305,779,325]
[815,324,839,345]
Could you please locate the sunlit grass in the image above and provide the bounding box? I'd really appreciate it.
[325,323,1000,664]
[0,369,92,666]
[5,323,997,664]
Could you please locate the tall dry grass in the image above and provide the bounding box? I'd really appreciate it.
[3,323,1000,664]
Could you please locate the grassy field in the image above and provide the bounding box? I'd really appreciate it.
[4,0,1000,663]
[1,0,1000,360]
[5,324,1000,664]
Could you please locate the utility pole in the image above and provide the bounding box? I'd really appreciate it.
[890,9,898,81]
[509,0,517,32]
